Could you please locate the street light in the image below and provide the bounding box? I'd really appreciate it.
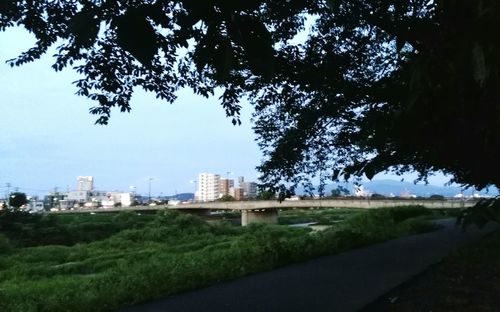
[148,178,153,203]
[5,182,11,209]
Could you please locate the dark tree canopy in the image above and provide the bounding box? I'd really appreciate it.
[9,192,27,209]
[1,0,499,195]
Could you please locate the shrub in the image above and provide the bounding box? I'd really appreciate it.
[430,194,445,200]
[0,233,12,254]
[152,209,210,235]
[383,205,431,223]
[111,211,140,229]
[322,206,435,247]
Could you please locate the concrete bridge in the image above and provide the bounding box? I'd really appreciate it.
[63,198,475,226]
[173,199,474,225]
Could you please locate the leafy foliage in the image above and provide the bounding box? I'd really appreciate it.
[457,197,500,229]
[218,194,236,202]
[8,192,27,209]
[255,190,276,200]
[0,210,154,247]
[0,0,313,126]
[331,186,350,197]
[252,0,500,194]
[1,1,498,193]
[0,233,12,254]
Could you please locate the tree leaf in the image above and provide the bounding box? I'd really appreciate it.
[231,15,275,78]
[68,10,99,48]
[114,9,157,66]
[472,42,487,86]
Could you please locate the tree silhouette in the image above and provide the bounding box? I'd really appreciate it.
[9,192,27,209]
[331,186,350,198]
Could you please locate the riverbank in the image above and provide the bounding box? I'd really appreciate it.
[122,219,497,312]
[0,206,438,311]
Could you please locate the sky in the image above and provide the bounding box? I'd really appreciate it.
[0,27,262,197]
[0,26,460,198]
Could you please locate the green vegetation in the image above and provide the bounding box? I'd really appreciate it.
[279,206,453,226]
[279,208,363,225]
[0,210,156,247]
[218,194,236,202]
[8,192,27,209]
[331,186,350,198]
[0,206,439,311]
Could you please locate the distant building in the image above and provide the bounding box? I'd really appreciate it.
[67,190,90,203]
[198,173,221,202]
[27,199,44,212]
[220,179,234,196]
[77,176,94,191]
[400,189,417,198]
[240,181,258,199]
[233,187,244,201]
[44,192,68,210]
[104,192,135,207]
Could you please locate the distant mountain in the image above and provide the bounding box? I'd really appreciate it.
[298,179,498,197]
[363,180,459,197]
[166,193,194,201]
[364,180,498,197]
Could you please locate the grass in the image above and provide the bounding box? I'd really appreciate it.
[0,206,440,311]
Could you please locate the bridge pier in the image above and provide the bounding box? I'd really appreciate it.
[241,209,279,226]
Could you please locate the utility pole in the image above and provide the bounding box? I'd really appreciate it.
[6,183,11,209]
[148,178,153,203]
[226,171,232,195]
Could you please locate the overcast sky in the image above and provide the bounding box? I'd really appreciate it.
[0,26,463,198]
[0,27,263,196]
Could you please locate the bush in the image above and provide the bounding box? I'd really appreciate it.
[430,194,445,200]
[111,211,140,229]
[152,210,210,234]
[385,206,431,222]
[0,233,12,254]
[218,195,235,202]
[322,206,435,245]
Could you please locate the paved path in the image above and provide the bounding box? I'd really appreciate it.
[121,220,497,312]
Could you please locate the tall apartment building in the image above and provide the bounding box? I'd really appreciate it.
[198,173,221,202]
[238,177,257,199]
[240,181,258,198]
[219,179,234,196]
[233,187,244,201]
[77,176,94,191]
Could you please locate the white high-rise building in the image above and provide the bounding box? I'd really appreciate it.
[77,176,94,192]
[198,173,221,202]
